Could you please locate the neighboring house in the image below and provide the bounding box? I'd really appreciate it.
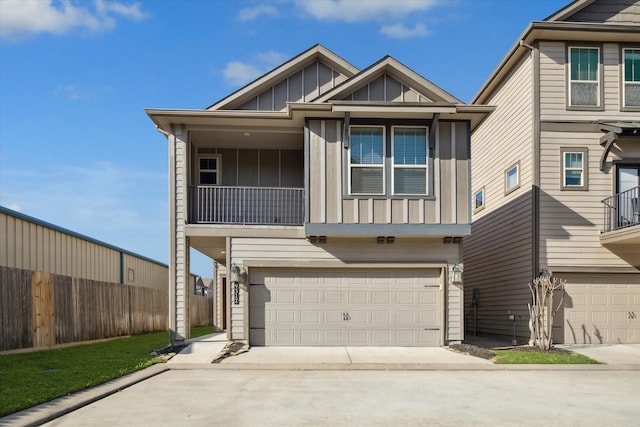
[464,0,640,344]
[0,205,169,290]
[147,44,493,346]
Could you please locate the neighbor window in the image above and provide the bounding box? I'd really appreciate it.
[198,155,220,185]
[505,163,520,194]
[473,188,485,212]
[561,148,588,190]
[350,126,384,194]
[623,48,640,108]
[569,46,600,107]
[392,127,428,195]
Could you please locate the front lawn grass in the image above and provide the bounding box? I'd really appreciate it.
[0,331,171,416]
[190,325,215,339]
[493,349,601,364]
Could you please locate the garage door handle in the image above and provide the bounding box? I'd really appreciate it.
[343,312,351,321]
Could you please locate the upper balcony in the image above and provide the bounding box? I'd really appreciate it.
[600,185,640,268]
[189,185,304,226]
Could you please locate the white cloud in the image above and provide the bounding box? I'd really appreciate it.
[222,61,264,87]
[6,203,22,212]
[0,0,148,39]
[255,50,290,67]
[380,22,428,39]
[295,0,440,22]
[238,4,279,22]
[221,50,289,87]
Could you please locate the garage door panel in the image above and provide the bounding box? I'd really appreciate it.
[250,269,442,346]
[300,290,320,304]
[559,275,640,344]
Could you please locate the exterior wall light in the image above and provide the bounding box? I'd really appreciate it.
[451,264,463,285]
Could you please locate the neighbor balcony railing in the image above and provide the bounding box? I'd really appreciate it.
[189,186,304,225]
[602,185,640,232]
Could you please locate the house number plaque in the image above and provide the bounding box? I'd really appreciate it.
[233,283,240,305]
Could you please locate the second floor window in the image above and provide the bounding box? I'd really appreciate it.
[569,46,600,107]
[624,48,640,108]
[350,126,384,194]
[199,156,220,185]
[505,163,519,194]
[392,127,428,195]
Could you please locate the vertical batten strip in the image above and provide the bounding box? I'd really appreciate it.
[451,123,457,224]
[434,126,441,223]
[320,121,326,223]
[336,121,343,223]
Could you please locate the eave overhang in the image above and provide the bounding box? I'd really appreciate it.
[472,21,640,105]
[147,102,495,136]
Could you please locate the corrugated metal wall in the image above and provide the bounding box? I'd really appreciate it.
[0,207,168,291]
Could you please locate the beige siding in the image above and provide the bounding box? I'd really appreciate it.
[539,41,640,122]
[447,281,463,342]
[463,191,535,339]
[539,130,637,270]
[565,0,640,24]
[341,74,430,102]
[309,120,469,226]
[237,60,349,110]
[471,54,534,220]
[122,254,168,290]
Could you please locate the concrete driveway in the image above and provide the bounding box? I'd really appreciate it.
[557,343,640,365]
[38,369,640,427]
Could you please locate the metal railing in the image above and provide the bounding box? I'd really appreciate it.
[189,186,304,225]
[602,186,640,232]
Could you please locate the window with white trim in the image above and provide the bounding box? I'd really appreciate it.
[473,188,484,212]
[561,148,588,190]
[392,126,428,195]
[568,46,600,107]
[623,48,640,108]
[198,155,220,185]
[505,163,519,194]
[349,126,384,195]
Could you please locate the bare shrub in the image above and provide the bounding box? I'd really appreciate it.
[528,275,565,350]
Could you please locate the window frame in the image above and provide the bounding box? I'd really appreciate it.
[197,154,221,186]
[348,125,386,196]
[560,147,589,191]
[622,47,640,110]
[473,187,485,213]
[567,45,602,110]
[504,162,520,196]
[391,125,429,196]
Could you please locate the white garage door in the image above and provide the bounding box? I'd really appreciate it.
[249,269,441,346]
[555,274,640,344]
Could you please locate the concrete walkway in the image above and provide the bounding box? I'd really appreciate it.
[167,332,228,364]
[557,343,640,365]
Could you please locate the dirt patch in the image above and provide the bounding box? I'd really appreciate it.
[447,343,496,360]
[150,344,188,362]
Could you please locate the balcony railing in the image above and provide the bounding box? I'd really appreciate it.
[189,186,304,225]
[602,186,640,233]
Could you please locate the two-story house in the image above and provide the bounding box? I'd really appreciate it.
[147,44,493,346]
[464,0,640,344]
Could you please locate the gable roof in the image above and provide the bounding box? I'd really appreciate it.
[544,0,595,21]
[314,55,461,104]
[207,44,359,110]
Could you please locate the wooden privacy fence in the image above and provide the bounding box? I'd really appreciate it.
[0,266,169,351]
[190,293,214,327]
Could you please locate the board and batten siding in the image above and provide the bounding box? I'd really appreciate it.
[0,209,168,290]
[307,119,470,226]
[464,190,535,339]
[565,0,640,24]
[471,54,534,220]
[227,237,461,341]
[235,60,349,111]
[539,41,640,123]
[539,130,637,270]
[341,73,433,103]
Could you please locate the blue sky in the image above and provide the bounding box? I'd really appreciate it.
[0,0,568,277]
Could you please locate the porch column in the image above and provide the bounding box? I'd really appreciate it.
[169,124,190,343]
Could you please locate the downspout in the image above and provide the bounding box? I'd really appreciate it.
[520,39,541,280]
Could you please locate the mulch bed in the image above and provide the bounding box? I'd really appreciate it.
[448,342,571,360]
